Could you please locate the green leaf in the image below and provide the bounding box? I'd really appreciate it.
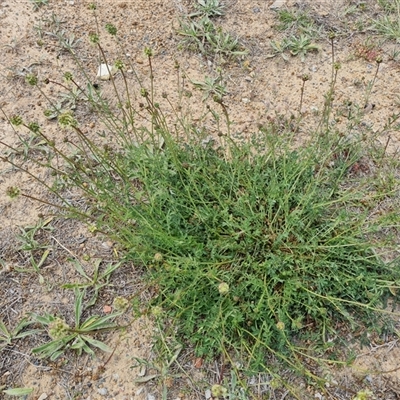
[74,288,85,327]
[32,335,75,359]
[100,261,121,281]
[79,314,118,331]
[2,387,34,395]
[0,320,11,340]
[81,335,112,352]
[70,258,90,280]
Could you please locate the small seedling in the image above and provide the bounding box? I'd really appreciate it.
[276,9,315,35]
[192,74,227,101]
[190,0,226,18]
[31,288,121,360]
[62,259,121,307]
[285,34,319,60]
[15,218,53,277]
[178,16,246,59]
[30,0,48,11]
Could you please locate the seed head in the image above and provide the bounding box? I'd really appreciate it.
[6,186,20,199]
[58,111,77,128]
[27,122,41,134]
[218,282,229,295]
[114,59,124,70]
[64,71,73,81]
[144,47,153,57]
[153,253,164,263]
[113,296,129,312]
[89,32,99,44]
[211,384,228,398]
[105,23,117,36]
[25,74,38,86]
[276,321,285,331]
[10,115,23,126]
[48,317,70,340]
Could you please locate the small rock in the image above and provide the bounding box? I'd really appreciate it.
[97,64,117,81]
[270,0,286,9]
[205,389,212,399]
[253,7,260,13]
[112,373,119,381]
[97,388,108,396]
[242,98,250,104]
[147,394,156,400]
[38,394,48,400]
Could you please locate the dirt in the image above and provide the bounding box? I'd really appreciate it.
[0,0,400,399]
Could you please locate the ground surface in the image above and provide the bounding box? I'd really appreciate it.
[0,0,400,399]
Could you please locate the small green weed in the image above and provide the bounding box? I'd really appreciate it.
[17,218,53,274]
[2,12,400,397]
[62,259,121,307]
[31,288,121,360]
[0,319,40,350]
[190,0,226,18]
[275,8,317,36]
[372,0,400,41]
[191,73,227,101]
[178,16,246,60]
[268,34,319,61]
[30,0,48,11]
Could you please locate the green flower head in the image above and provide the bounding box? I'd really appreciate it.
[58,111,77,128]
[112,296,129,312]
[10,115,23,126]
[48,317,70,340]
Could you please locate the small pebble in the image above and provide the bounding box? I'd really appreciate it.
[97,388,108,396]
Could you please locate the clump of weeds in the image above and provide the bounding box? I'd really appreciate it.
[1,6,400,400]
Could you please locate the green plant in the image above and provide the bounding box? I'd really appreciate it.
[2,14,400,398]
[62,259,122,307]
[0,318,40,350]
[30,0,48,11]
[190,0,226,18]
[285,34,319,60]
[191,74,227,101]
[16,218,53,274]
[372,0,400,41]
[275,8,317,36]
[268,34,318,61]
[31,288,122,360]
[178,17,246,59]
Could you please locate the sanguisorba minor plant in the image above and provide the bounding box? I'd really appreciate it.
[1,12,400,395]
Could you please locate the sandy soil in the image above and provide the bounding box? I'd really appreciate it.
[1,0,400,399]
